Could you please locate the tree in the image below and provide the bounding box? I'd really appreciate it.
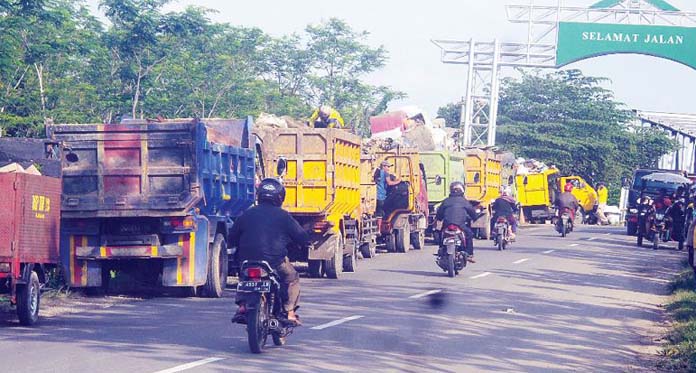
[436,102,462,128]
[495,69,676,203]
[303,18,405,133]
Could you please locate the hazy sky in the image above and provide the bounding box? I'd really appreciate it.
[87,0,696,116]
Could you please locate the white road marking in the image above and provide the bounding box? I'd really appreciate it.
[542,249,555,254]
[512,258,530,264]
[569,243,579,247]
[586,237,596,241]
[154,357,225,373]
[311,315,364,330]
[605,233,612,236]
[408,289,443,299]
[469,272,492,279]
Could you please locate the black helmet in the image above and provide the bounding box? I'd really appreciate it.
[450,181,465,195]
[257,178,286,207]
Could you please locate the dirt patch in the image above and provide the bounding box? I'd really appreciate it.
[0,290,142,319]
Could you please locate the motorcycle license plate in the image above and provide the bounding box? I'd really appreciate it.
[237,280,271,292]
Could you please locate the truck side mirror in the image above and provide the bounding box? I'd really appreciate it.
[276,157,287,177]
[435,175,443,186]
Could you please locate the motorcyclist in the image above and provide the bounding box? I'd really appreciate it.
[435,181,478,263]
[490,188,518,240]
[309,105,345,129]
[230,178,309,325]
[554,183,579,226]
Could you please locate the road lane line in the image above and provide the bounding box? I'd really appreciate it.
[311,315,364,330]
[469,272,492,279]
[513,258,530,264]
[569,243,579,247]
[543,249,555,254]
[408,289,443,299]
[586,237,596,241]
[154,357,225,373]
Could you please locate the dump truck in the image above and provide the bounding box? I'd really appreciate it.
[254,126,361,278]
[48,118,256,297]
[516,168,561,223]
[464,148,502,238]
[560,175,598,222]
[361,147,428,253]
[0,138,62,325]
[419,151,466,238]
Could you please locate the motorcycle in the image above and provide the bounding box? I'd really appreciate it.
[637,202,659,249]
[555,207,573,237]
[493,216,511,251]
[436,224,468,277]
[235,260,296,353]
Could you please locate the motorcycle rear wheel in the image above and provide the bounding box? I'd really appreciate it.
[247,299,269,354]
[497,238,504,251]
[447,253,455,278]
[653,234,659,250]
[637,234,643,247]
[561,223,567,238]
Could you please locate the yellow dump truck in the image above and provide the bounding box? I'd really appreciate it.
[464,148,502,238]
[516,168,561,223]
[254,126,361,279]
[360,147,428,255]
[560,175,598,221]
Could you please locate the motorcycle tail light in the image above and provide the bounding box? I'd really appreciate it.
[245,267,266,280]
[446,224,460,231]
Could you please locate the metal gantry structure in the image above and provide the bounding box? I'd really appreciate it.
[433,0,696,148]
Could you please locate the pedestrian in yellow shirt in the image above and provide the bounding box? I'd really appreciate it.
[596,182,610,225]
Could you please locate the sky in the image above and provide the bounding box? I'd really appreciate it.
[87,0,696,117]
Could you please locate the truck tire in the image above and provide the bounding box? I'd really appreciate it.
[385,233,396,253]
[396,227,410,253]
[308,260,322,278]
[324,238,343,279]
[411,230,424,250]
[360,243,376,259]
[627,221,637,236]
[343,249,357,273]
[17,271,40,326]
[203,233,228,298]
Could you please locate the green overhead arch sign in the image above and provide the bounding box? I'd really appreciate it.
[556,1,696,70]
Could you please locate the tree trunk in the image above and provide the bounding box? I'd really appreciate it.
[34,63,46,114]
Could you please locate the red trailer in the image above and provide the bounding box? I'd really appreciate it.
[0,139,61,325]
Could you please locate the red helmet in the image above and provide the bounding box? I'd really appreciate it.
[564,183,573,193]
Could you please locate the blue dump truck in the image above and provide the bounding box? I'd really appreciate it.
[47,118,255,297]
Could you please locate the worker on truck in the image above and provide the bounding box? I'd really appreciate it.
[230,178,309,325]
[309,105,345,128]
[374,160,401,217]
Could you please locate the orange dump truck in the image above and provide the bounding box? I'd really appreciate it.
[254,126,361,279]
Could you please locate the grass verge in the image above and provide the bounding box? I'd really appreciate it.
[658,260,696,371]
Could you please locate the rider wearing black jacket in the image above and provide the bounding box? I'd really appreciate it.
[230,178,309,324]
[436,181,478,262]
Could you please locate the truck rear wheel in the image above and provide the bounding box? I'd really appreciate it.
[360,243,376,259]
[324,238,343,279]
[203,233,228,298]
[411,230,424,250]
[385,233,396,253]
[17,271,40,326]
[307,260,322,278]
[396,227,410,253]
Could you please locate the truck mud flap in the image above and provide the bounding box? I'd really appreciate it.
[308,234,338,261]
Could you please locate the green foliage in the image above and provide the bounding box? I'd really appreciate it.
[436,102,462,128]
[0,4,401,136]
[492,69,676,204]
[659,264,696,371]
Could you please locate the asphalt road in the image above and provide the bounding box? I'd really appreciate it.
[0,225,684,372]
